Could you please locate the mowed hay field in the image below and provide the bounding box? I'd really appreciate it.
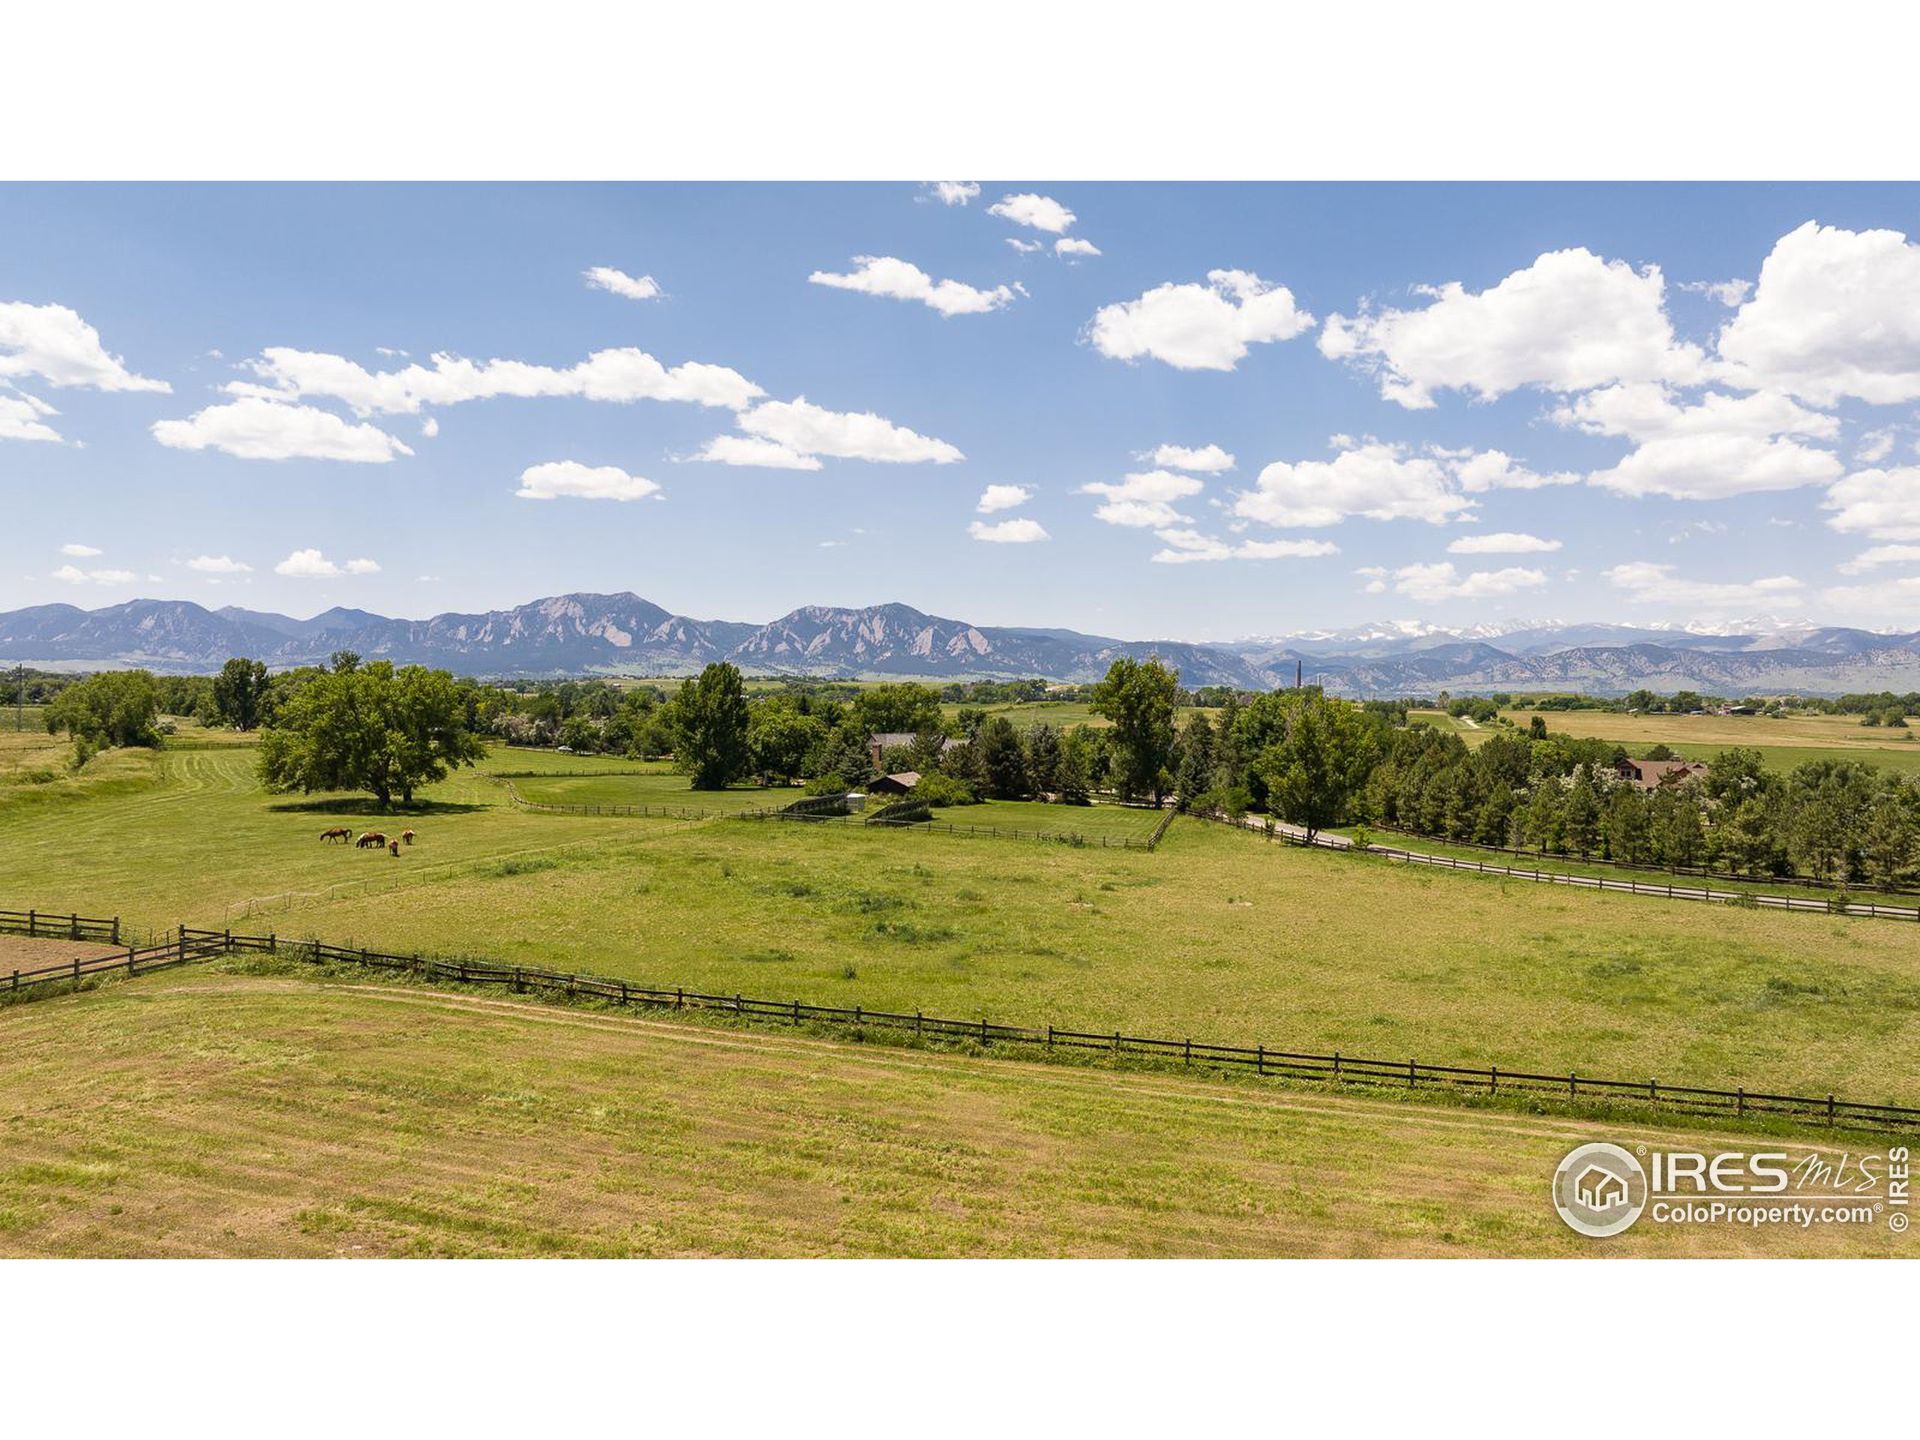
[0,969,1896,1257]
[5,739,1920,1106]
[1502,708,1920,775]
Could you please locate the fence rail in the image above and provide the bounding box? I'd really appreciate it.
[0,908,120,945]
[736,806,1152,848]
[1360,820,1920,899]
[495,778,721,821]
[150,926,1919,1134]
[14,905,1915,1133]
[5,932,223,992]
[1206,813,1920,922]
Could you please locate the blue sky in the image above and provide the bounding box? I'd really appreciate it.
[5,182,1920,640]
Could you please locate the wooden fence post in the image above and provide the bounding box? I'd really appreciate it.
[1489,1063,1497,1095]
[1256,1044,1265,1075]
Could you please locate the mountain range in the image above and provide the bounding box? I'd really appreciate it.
[4,594,1920,697]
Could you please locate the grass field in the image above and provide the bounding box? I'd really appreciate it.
[5,738,1920,1108]
[510,767,794,814]
[0,967,1896,1257]
[1503,708,1920,774]
[924,798,1162,841]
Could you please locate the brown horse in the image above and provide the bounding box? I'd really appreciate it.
[401,829,417,845]
[356,831,387,849]
[388,839,401,856]
[320,827,352,844]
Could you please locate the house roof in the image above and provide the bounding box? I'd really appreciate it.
[882,771,922,787]
[1619,757,1708,789]
[869,732,919,750]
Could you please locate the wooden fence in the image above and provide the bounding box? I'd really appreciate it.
[736,806,1153,848]
[4,930,224,994]
[495,778,721,821]
[0,907,120,945]
[125,926,1910,1135]
[1202,812,1920,922]
[1361,820,1920,899]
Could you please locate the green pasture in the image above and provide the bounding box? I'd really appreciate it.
[0,969,1887,1257]
[2,734,1918,1110]
[922,797,1162,842]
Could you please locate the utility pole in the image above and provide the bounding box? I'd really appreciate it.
[14,663,23,732]
[1295,658,1302,689]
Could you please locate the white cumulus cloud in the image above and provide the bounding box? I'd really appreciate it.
[1603,561,1804,616]
[1055,237,1101,259]
[1319,248,1705,408]
[1447,532,1562,555]
[0,301,170,393]
[60,542,102,557]
[1079,469,1205,528]
[583,266,662,302]
[152,398,413,463]
[1392,562,1549,603]
[1824,466,1920,540]
[229,345,762,416]
[1149,443,1235,473]
[516,460,662,502]
[969,518,1049,543]
[186,554,252,573]
[53,564,136,585]
[1088,269,1313,371]
[275,548,380,579]
[734,397,963,465]
[1233,441,1470,527]
[0,389,62,443]
[809,255,1017,317]
[976,484,1033,513]
[1149,530,1339,565]
[1717,221,1920,405]
[988,193,1075,233]
[928,182,980,206]
[1839,543,1920,575]
[1449,449,1579,492]
[682,435,823,471]
[1556,383,1842,501]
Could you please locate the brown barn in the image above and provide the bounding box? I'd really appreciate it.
[869,772,922,796]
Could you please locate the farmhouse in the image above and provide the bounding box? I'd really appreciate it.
[870,771,921,795]
[1615,757,1709,791]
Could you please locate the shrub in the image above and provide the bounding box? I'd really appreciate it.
[914,772,979,806]
[804,772,849,797]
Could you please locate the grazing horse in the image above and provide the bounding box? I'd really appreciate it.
[320,827,352,844]
[388,839,400,856]
[401,829,417,845]
[356,831,387,849]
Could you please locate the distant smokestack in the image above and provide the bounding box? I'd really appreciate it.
[1296,659,1302,689]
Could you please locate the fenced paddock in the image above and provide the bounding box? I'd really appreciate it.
[7,910,1905,1136]
[1206,812,1920,923]
[0,907,120,944]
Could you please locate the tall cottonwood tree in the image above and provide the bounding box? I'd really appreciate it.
[257,656,484,808]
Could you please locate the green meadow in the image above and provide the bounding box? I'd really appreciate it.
[0,969,1892,1258]
[4,735,1919,1109]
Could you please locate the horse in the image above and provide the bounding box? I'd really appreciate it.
[320,827,352,844]
[401,829,416,845]
[356,831,387,849]
[388,839,401,856]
